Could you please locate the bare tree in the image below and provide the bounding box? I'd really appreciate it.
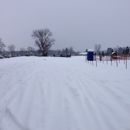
[94,44,101,55]
[57,50,61,55]
[27,46,34,52]
[61,49,65,55]
[65,48,69,54]
[113,47,116,52]
[20,47,25,52]
[70,47,73,54]
[8,44,15,56]
[31,29,55,56]
[20,48,26,56]
[116,45,119,55]
[0,38,6,55]
[126,46,129,55]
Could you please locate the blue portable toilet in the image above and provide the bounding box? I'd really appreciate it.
[87,49,94,61]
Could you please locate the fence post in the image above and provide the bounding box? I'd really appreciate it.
[95,55,97,67]
[126,54,127,69]
[116,58,118,67]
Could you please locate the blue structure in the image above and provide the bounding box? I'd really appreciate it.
[87,50,94,61]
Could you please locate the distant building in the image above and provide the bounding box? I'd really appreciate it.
[79,52,87,56]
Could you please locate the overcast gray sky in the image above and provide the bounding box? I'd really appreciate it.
[0,0,130,51]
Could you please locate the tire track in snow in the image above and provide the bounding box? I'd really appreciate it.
[0,61,31,78]
[0,60,44,127]
[1,61,67,130]
[0,71,44,129]
[50,66,102,129]
[0,60,39,98]
[1,57,130,130]
[40,66,69,130]
[81,75,130,129]
[62,69,104,130]
[58,67,130,130]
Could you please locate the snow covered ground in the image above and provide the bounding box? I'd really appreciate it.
[0,56,130,130]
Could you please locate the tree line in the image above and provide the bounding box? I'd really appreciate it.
[0,28,53,56]
[94,44,130,56]
[0,28,77,57]
[0,38,35,57]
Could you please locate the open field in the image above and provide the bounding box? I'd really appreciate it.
[0,56,130,130]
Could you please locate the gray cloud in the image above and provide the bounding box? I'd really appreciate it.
[0,0,130,51]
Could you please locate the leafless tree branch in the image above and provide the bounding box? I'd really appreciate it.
[94,44,101,55]
[32,29,55,56]
[8,44,15,56]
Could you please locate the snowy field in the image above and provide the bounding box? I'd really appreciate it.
[0,56,130,130]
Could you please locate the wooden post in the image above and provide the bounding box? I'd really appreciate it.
[107,56,108,64]
[96,56,97,67]
[124,54,125,64]
[116,58,118,67]
[126,54,127,69]
[119,55,120,63]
